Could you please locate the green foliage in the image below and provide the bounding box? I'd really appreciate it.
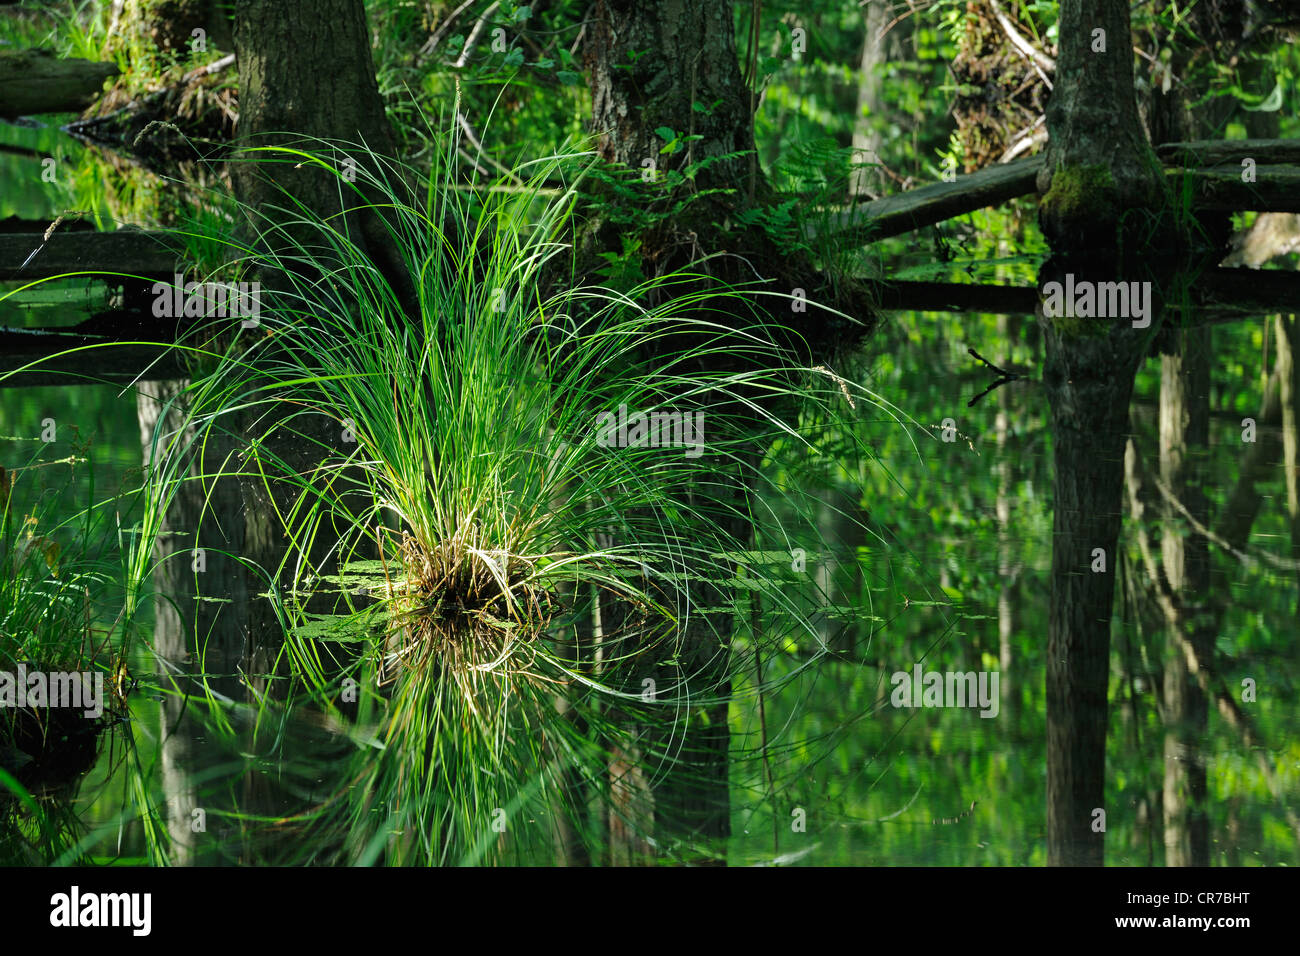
[4,0,1298,868]
[110,120,886,864]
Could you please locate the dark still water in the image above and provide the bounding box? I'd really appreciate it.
[5,305,1295,866]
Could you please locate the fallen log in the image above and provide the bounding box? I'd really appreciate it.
[805,156,1044,245]
[1156,139,1300,167]
[0,333,186,389]
[810,139,1300,243]
[0,49,119,118]
[0,229,180,281]
[869,270,1300,318]
[1177,164,1300,214]
[872,279,1039,314]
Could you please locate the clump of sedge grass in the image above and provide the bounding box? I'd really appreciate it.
[125,117,897,864]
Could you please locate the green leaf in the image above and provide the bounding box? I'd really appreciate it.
[654,126,677,143]
[556,69,581,86]
[503,48,524,68]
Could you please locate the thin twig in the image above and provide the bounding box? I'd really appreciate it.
[455,1,502,70]
[967,347,1033,407]
[987,0,1056,74]
[456,110,524,185]
[1152,471,1300,571]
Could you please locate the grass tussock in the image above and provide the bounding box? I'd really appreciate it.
[112,116,897,864]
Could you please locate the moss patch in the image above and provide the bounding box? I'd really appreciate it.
[1041,164,1119,223]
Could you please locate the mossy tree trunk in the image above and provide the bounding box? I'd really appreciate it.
[587,0,753,212]
[1036,0,1165,252]
[584,0,870,360]
[113,0,234,57]
[1035,0,1173,867]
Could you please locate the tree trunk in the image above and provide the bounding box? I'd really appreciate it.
[849,1,889,198]
[583,0,757,864]
[1037,0,1165,253]
[582,0,880,863]
[814,484,867,655]
[1158,330,1212,867]
[137,378,271,863]
[1037,0,1171,866]
[113,0,234,56]
[995,313,1020,722]
[587,0,752,207]
[584,0,872,361]
[233,0,398,246]
[1277,316,1300,612]
[1042,328,1142,866]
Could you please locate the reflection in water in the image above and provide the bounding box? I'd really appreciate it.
[3,313,1298,865]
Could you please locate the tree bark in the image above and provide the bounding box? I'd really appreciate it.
[1277,316,1300,613]
[587,0,753,208]
[995,313,1020,721]
[849,0,892,199]
[233,0,398,251]
[1037,0,1173,866]
[1042,324,1143,866]
[1158,330,1212,867]
[1037,0,1165,253]
[113,0,234,56]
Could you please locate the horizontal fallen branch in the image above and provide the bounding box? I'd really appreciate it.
[1156,138,1300,166]
[1177,164,1300,213]
[870,269,1300,318]
[0,337,186,389]
[805,156,1044,245]
[0,229,181,280]
[809,139,1300,243]
[0,49,119,117]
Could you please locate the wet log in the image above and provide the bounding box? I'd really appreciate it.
[869,270,1300,318]
[806,156,1045,244]
[1156,139,1300,167]
[0,333,186,388]
[0,49,119,117]
[811,139,1300,243]
[1177,164,1300,214]
[0,229,180,280]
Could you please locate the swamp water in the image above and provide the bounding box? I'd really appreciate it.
[4,326,1296,865]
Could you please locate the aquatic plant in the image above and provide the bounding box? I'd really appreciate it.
[102,119,895,864]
